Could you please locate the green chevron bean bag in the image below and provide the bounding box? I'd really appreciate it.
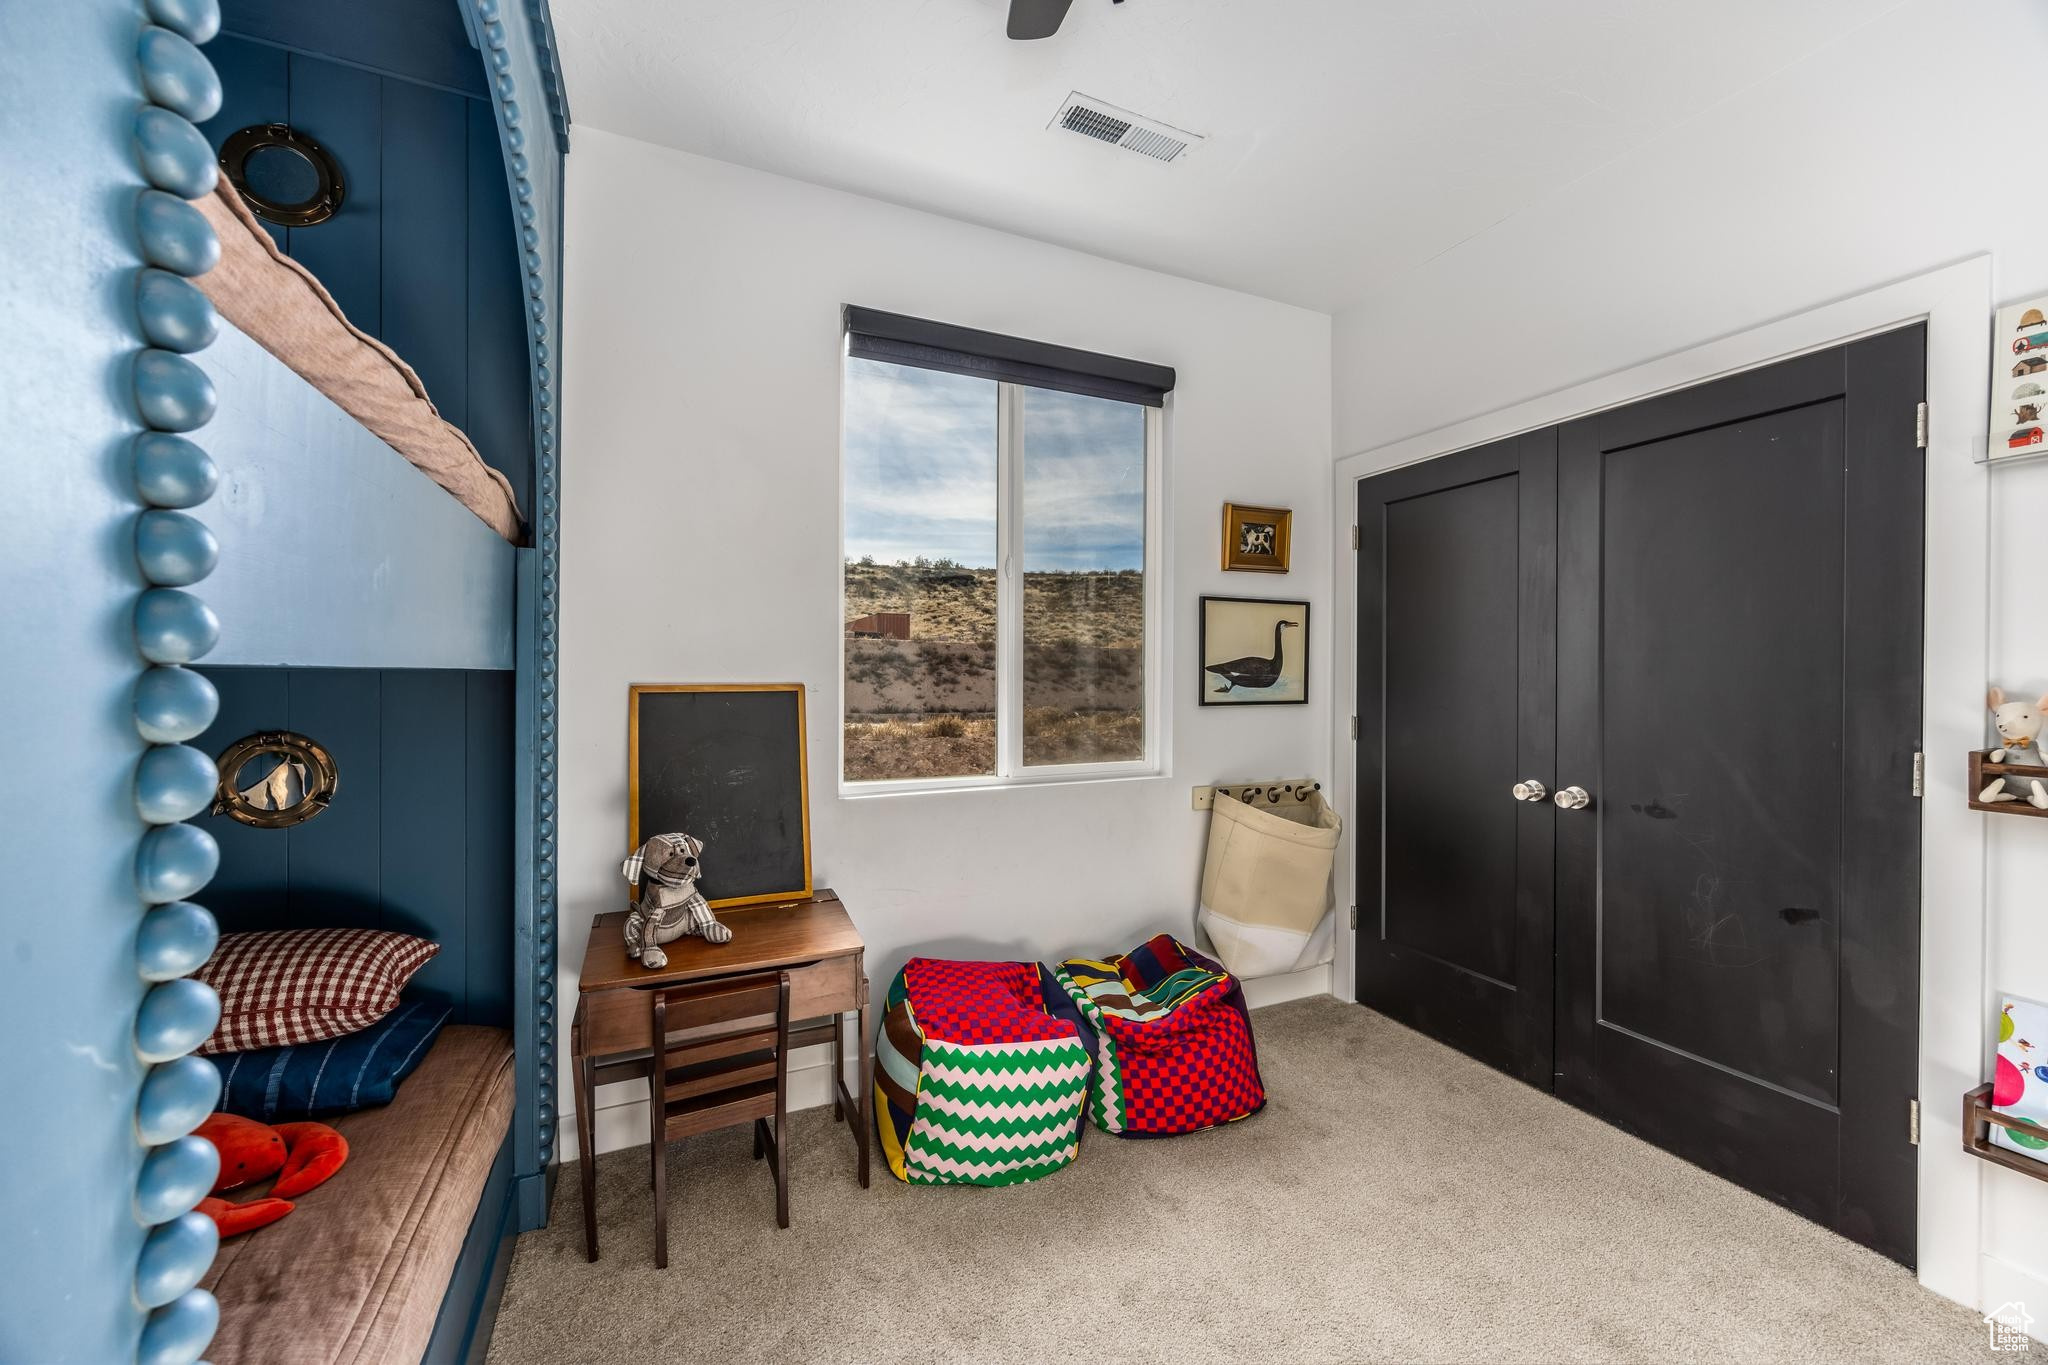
[872,958,1095,1186]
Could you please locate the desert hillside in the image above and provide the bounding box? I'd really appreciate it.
[844,560,1143,647]
[843,560,1145,777]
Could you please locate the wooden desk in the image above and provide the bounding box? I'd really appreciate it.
[571,889,869,1260]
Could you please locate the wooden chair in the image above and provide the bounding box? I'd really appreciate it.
[647,969,792,1267]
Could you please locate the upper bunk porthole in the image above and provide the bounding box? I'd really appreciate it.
[211,730,338,828]
[219,124,345,227]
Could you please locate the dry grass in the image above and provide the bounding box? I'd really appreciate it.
[1025,572,1143,648]
[843,715,995,782]
[843,561,1146,781]
[844,562,1143,648]
[845,562,996,645]
[1022,706,1143,766]
[843,709,1142,782]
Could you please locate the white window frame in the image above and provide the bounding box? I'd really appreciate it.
[839,375,1166,796]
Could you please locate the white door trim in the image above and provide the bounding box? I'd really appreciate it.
[1329,255,1993,1308]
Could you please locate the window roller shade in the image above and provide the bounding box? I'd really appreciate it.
[844,306,1176,408]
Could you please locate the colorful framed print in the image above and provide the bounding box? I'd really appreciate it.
[1991,295,2048,461]
[1199,596,1308,706]
[1994,995,2048,1164]
[1222,502,1291,573]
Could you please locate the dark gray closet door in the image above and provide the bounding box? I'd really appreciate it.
[1355,432,1557,1089]
[1553,326,1925,1265]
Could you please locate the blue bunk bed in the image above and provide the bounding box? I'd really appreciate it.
[0,2,565,1361]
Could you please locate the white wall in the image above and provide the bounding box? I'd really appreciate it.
[1328,0,2048,1324]
[559,128,1332,1155]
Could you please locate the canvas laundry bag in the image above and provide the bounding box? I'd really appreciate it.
[1197,790,1342,979]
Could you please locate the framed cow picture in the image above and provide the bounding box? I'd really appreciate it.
[1221,502,1291,573]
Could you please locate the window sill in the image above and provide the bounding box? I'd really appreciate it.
[837,765,1166,801]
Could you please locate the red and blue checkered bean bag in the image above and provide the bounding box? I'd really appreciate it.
[1055,934,1265,1137]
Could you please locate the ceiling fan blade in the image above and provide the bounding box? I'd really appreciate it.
[1007,0,1074,40]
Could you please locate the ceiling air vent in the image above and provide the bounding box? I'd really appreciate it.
[1050,93,1202,164]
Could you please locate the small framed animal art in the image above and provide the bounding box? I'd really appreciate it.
[1221,502,1291,573]
[1199,596,1309,706]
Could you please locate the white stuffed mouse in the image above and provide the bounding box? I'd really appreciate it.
[1981,686,2048,809]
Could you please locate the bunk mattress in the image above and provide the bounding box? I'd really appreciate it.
[194,181,523,542]
[201,1024,515,1365]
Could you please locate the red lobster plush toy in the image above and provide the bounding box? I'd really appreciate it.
[195,1113,349,1237]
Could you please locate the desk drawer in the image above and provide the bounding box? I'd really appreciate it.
[580,954,859,1058]
[789,953,857,1021]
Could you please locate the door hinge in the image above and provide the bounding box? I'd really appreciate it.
[1912,751,1925,798]
[1915,401,1928,449]
[1350,715,1359,741]
[1908,1097,1920,1146]
[1349,904,1358,931]
[1351,524,1360,550]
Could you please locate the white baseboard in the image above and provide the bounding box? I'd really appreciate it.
[1242,962,1333,1009]
[1980,1254,2048,1346]
[557,973,1338,1162]
[559,1039,848,1163]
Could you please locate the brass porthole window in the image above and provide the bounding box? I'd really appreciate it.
[212,731,338,829]
[220,123,346,227]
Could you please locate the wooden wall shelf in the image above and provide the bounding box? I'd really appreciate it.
[1967,750,2048,817]
[1964,1083,2048,1183]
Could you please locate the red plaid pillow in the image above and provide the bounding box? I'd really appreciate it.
[193,929,439,1055]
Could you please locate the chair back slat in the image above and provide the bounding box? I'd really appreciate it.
[649,969,792,1121]
[665,1058,778,1104]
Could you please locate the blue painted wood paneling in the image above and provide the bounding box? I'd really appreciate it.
[202,669,290,897]
[219,0,487,99]
[381,671,464,998]
[465,671,516,1022]
[383,80,469,429]
[285,52,382,332]
[197,320,517,670]
[195,667,514,1026]
[466,96,530,512]
[203,36,285,252]
[199,32,533,515]
[466,0,573,1232]
[1,4,161,1355]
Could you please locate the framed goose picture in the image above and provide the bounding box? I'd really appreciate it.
[1199,596,1309,706]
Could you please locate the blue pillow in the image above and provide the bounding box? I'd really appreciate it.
[208,1000,450,1122]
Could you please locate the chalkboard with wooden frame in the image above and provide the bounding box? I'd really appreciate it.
[628,684,813,909]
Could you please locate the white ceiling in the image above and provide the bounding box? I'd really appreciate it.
[552,0,1894,312]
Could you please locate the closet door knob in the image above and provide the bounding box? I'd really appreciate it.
[1511,779,1547,802]
[1553,785,1592,811]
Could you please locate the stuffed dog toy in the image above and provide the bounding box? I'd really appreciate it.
[622,831,730,968]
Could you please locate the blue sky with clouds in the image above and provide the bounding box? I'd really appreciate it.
[843,358,1145,571]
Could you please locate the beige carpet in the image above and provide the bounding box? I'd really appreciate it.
[489,997,2000,1364]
